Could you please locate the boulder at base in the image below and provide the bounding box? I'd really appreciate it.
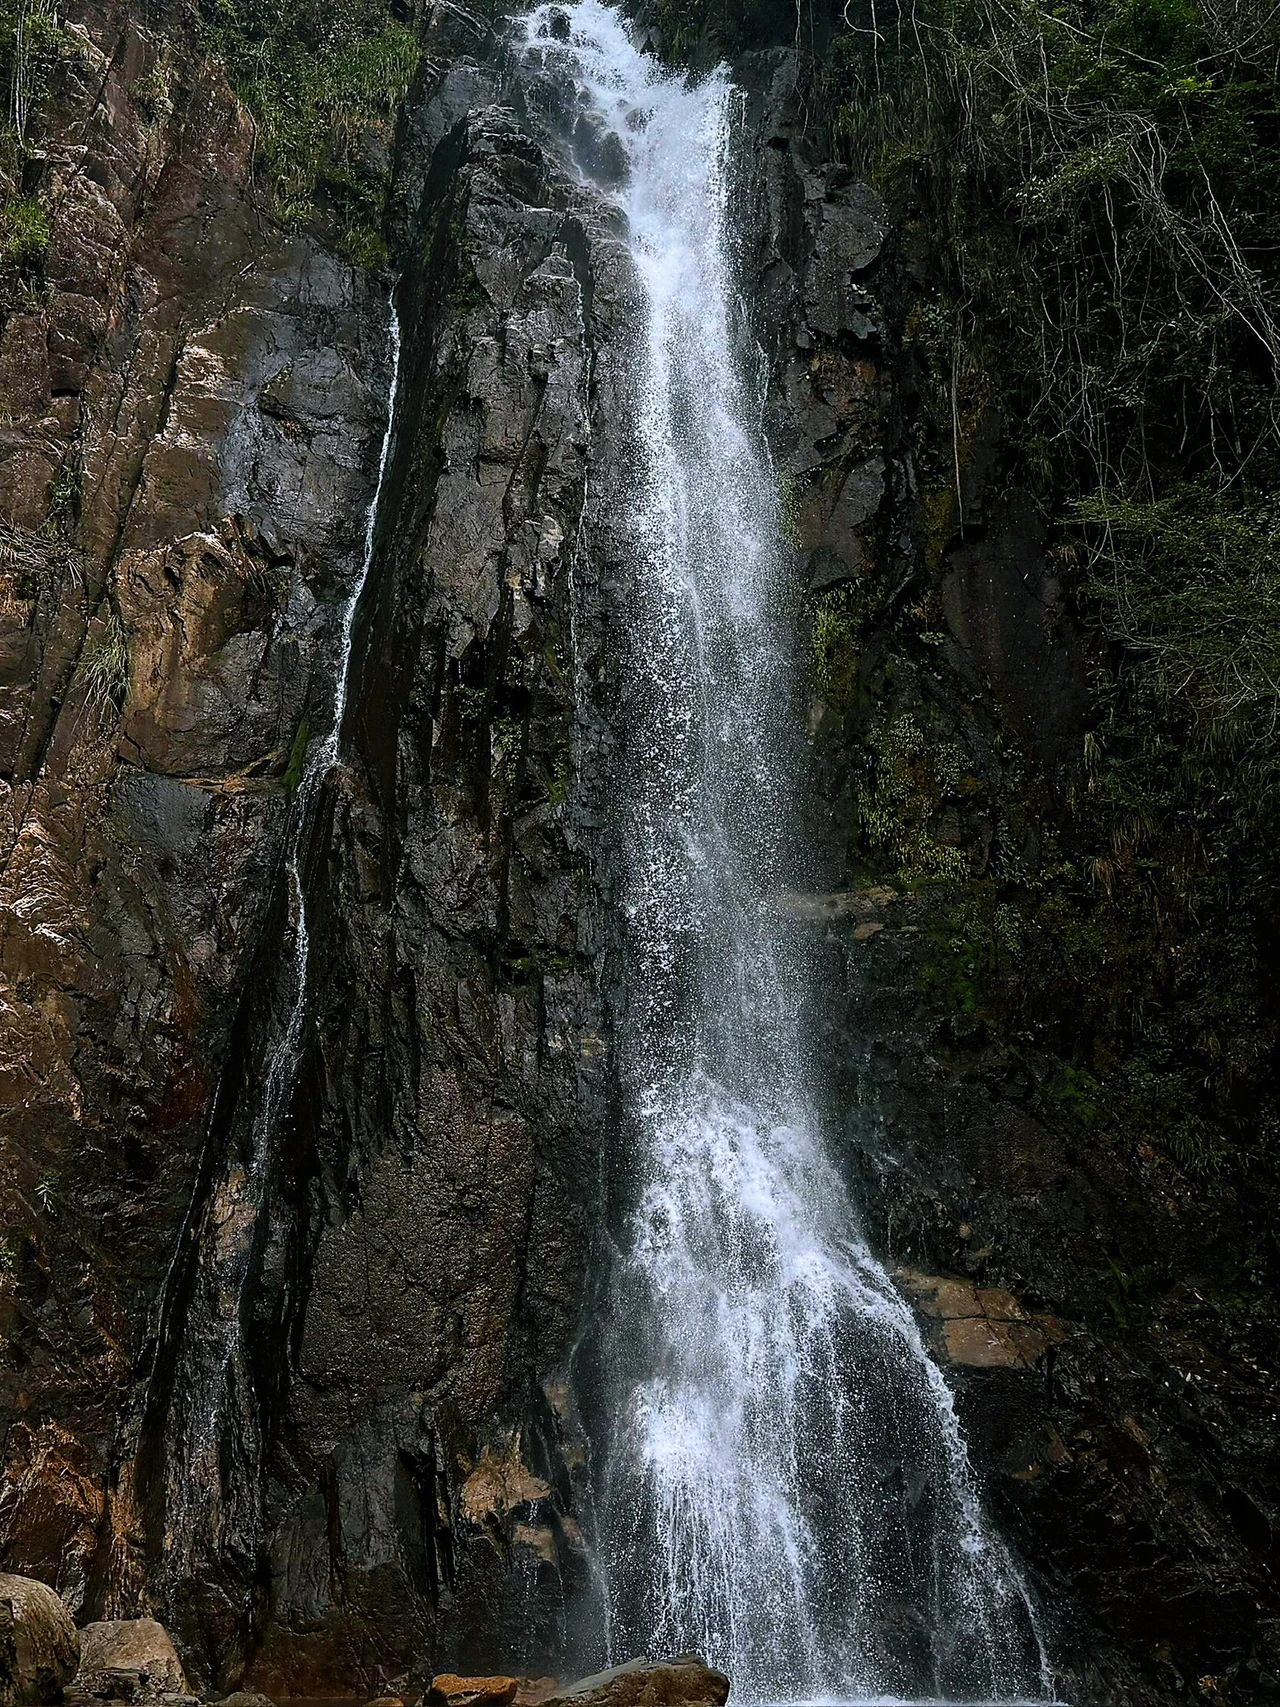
[0,1576,79,1706]
[74,1622,187,1699]
[428,1680,518,1707]
[545,1659,730,1707]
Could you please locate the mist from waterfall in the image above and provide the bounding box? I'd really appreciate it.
[521,6,1052,1703]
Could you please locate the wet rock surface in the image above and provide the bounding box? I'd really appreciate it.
[543,1660,729,1707]
[231,21,630,1689]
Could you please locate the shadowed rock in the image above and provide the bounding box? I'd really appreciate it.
[74,1621,187,1700]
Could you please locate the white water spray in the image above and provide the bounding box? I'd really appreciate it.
[521,8,1051,1702]
[250,303,403,1156]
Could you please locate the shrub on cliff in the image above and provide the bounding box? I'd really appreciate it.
[818,0,1280,1188]
[203,0,420,266]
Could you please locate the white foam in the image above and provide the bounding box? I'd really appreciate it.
[521,5,1053,1702]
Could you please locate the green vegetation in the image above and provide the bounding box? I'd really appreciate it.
[0,0,70,309]
[807,0,1280,1194]
[546,755,571,808]
[202,0,420,266]
[0,194,49,266]
[810,588,861,712]
[854,710,972,883]
[651,0,797,58]
[133,61,174,123]
[283,717,311,794]
[0,0,69,157]
[920,898,1000,1022]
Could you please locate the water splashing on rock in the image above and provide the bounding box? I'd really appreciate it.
[521,6,1051,1701]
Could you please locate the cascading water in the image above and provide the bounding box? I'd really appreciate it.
[158,306,402,1570]
[522,7,1052,1703]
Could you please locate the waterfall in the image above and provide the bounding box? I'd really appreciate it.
[158,302,403,1573]
[521,7,1052,1703]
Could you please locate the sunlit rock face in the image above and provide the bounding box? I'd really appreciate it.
[0,0,396,1650]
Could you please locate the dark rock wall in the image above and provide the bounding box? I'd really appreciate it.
[726,20,1279,1707]
[1,1,617,1689]
[236,63,619,1695]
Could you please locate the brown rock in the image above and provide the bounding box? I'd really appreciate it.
[428,1678,518,1707]
[512,1523,558,1564]
[895,1267,1068,1369]
[459,1449,551,1526]
[0,1575,78,1706]
[544,1658,730,1707]
[940,1315,1030,1368]
[74,1621,187,1699]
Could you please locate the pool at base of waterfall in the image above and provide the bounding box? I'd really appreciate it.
[756,1698,1063,1705]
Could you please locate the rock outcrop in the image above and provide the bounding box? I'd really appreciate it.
[427,1677,519,1707]
[543,1660,729,1707]
[895,1269,1069,1370]
[74,1620,188,1700]
[0,1576,77,1707]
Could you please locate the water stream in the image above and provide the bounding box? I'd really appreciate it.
[521,7,1052,1703]
[160,304,403,1572]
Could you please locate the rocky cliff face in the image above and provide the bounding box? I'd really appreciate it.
[727,25,1279,1707]
[1,0,397,1647]
[2,2,1276,1704]
[1,0,618,1689]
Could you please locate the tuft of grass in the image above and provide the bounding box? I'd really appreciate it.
[0,194,50,267]
[282,717,310,794]
[134,62,174,123]
[811,592,861,713]
[855,710,971,884]
[203,0,420,266]
[81,607,130,719]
